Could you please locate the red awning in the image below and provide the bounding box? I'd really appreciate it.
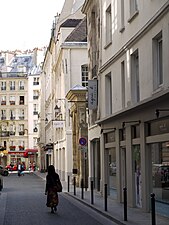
[25,149,38,153]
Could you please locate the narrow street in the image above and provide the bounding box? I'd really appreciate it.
[0,173,116,225]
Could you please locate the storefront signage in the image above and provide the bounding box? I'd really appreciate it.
[88,80,98,110]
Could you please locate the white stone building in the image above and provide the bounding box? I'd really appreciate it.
[82,0,169,215]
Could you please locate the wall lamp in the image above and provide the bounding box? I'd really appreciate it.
[122,120,141,128]
[155,109,169,118]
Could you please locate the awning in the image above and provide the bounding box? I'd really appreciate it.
[25,149,38,153]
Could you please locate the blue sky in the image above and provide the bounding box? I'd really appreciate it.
[0,0,65,51]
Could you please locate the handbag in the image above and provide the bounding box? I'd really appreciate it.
[55,180,62,192]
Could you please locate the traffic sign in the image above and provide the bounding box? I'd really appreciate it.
[79,137,87,146]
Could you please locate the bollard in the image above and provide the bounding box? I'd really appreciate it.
[73,176,76,195]
[91,181,94,204]
[151,193,156,225]
[123,187,127,221]
[68,175,70,192]
[104,184,108,211]
[81,178,84,199]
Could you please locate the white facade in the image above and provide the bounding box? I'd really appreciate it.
[82,0,169,215]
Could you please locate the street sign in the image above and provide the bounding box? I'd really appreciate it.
[79,137,87,146]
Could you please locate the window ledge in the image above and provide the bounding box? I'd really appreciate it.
[128,10,139,23]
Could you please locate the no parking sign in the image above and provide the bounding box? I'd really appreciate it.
[79,137,87,146]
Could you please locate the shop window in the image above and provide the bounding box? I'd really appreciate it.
[151,142,169,204]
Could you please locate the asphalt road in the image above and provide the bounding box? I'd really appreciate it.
[0,173,117,225]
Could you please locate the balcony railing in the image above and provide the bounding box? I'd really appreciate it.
[10,86,15,90]
[19,101,24,105]
[1,116,6,120]
[33,82,39,85]
[1,86,6,91]
[0,131,10,137]
[19,86,24,90]
[19,116,24,120]
[10,116,15,120]
[9,131,15,135]
[33,96,39,99]
[10,101,15,105]
[1,101,6,105]
[9,146,16,150]
[19,131,24,135]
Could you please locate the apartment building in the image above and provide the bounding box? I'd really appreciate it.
[0,50,43,169]
[82,0,169,215]
[39,0,88,185]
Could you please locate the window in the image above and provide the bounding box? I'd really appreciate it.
[105,73,112,115]
[130,0,138,16]
[19,96,24,105]
[19,80,24,90]
[121,61,125,108]
[120,0,125,32]
[153,31,163,90]
[1,96,6,105]
[19,124,24,135]
[106,5,112,46]
[1,110,6,120]
[131,49,140,104]
[33,77,39,85]
[19,109,24,120]
[1,81,6,90]
[10,81,15,90]
[33,104,38,115]
[10,110,15,120]
[33,91,39,99]
[9,96,15,105]
[81,65,88,87]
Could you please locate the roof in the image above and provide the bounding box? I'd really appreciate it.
[60,19,82,28]
[65,17,87,42]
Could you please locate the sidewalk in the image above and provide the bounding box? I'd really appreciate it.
[34,171,169,225]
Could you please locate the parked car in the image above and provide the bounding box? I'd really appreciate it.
[0,175,3,191]
[0,165,9,176]
[5,164,17,171]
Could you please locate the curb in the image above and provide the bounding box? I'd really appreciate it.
[65,192,126,225]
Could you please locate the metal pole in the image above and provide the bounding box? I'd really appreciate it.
[104,184,107,211]
[91,181,94,204]
[68,175,70,192]
[74,176,76,195]
[123,187,127,221]
[81,178,84,199]
[151,193,156,225]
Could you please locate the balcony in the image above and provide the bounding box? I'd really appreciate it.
[10,101,15,105]
[1,86,6,91]
[33,96,39,100]
[19,146,24,151]
[9,146,16,150]
[33,82,39,85]
[0,131,10,137]
[1,116,6,120]
[19,116,24,120]
[1,101,6,105]
[19,86,24,90]
[19,100,24,105]
[10,86,15,90]
[9,131,15,135]
[19,131,24,135]
[10,116,15,120]
[33,111,38,115]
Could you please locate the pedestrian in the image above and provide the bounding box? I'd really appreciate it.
[17,162,22,177]
[45,165,62,213]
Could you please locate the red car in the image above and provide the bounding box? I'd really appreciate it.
[6,164,17,171]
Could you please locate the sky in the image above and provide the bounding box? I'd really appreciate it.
[0,0,65,51]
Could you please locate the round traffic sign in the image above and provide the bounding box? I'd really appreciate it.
[79,137,87,146]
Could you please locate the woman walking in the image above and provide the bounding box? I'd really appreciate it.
[45,165,62,213]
